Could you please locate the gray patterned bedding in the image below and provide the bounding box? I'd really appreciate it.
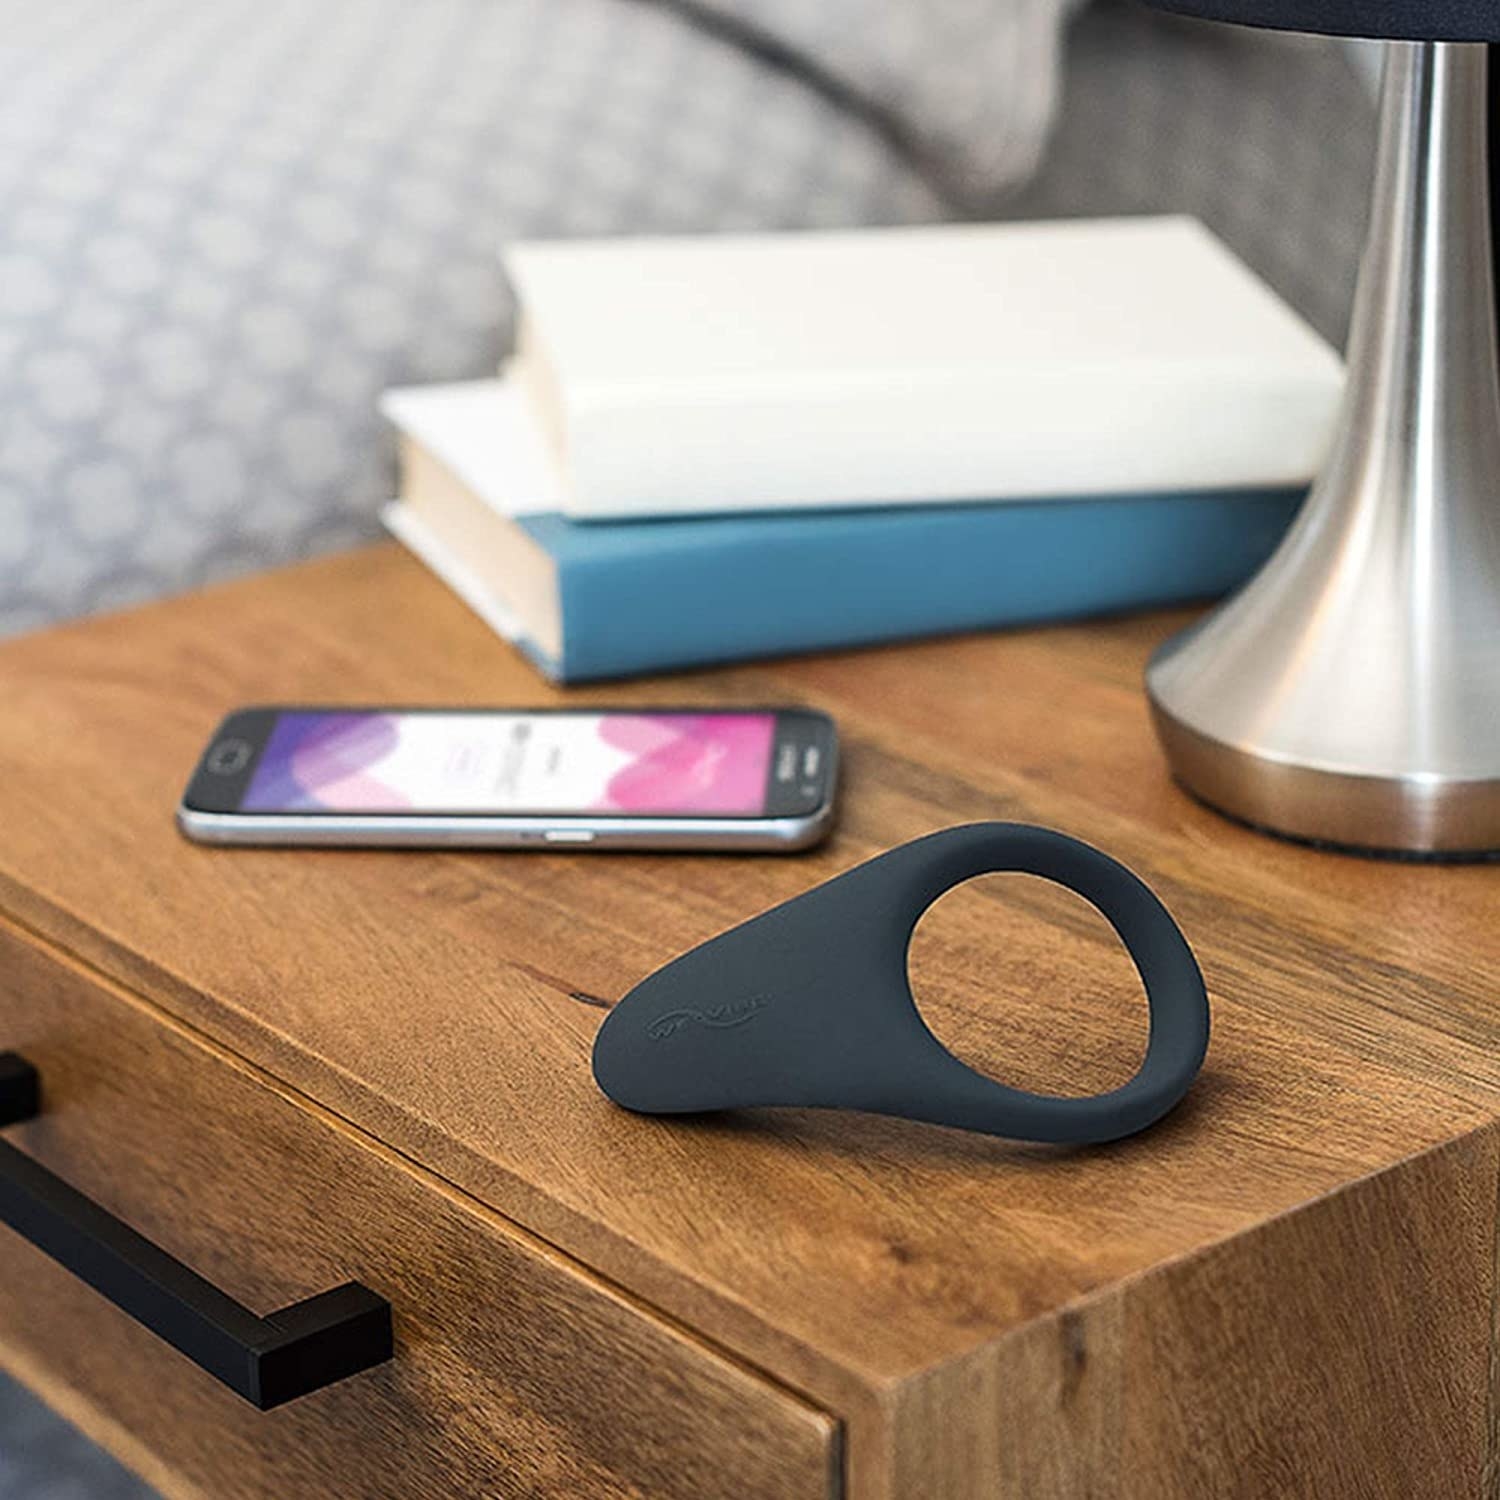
[0,0,1372,640]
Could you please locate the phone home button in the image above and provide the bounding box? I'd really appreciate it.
[543,829,596,845]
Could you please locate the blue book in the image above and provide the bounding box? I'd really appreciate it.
[381,379,1303,683]
[383,485,1300,685]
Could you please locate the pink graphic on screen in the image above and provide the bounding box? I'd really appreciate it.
[241,711,776,816]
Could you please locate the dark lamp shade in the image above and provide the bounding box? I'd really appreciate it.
[1144,0,1500,41]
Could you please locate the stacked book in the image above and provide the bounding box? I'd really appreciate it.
[383,219,1343,683]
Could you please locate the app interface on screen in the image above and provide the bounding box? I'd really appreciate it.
[240,712,777,816]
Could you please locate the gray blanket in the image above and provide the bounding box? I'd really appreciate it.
[667,0,1082,192]
[0,0,1371,640]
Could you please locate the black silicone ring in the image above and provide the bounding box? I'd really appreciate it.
[593,824,1210,1145]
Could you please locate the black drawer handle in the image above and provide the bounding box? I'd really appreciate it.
[0,1051,392,1410]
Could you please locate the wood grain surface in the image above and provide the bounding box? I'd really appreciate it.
[0,915,835,1500]
[1,543,1498,1496]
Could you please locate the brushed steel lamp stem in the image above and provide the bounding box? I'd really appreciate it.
[1147,42,1500,856]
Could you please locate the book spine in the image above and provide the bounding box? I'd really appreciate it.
[550,489,1304,682]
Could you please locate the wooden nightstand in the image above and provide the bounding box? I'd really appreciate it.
[0,544,1496,1499]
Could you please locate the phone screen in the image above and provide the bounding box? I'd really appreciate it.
[231,710,792,818]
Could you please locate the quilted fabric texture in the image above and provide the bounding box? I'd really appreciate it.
[0,0,951,636]
[0,0,1374,643]
[679,0,1084,193]
[1000,1,1376,346]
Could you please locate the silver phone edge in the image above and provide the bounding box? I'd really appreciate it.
[174,800,837,852]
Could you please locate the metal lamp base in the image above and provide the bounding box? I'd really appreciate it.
[1149,703,1500,859]
[1147,41,1500,858]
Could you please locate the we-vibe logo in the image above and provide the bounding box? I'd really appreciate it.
[646,995,770,1041]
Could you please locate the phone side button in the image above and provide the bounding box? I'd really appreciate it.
[543,829,596,845]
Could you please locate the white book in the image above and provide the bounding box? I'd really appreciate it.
[502,217,1344,520]
[380,378,560,519]
[378,379,564,661]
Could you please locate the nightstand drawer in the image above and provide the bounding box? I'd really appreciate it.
[0,918,837,1500]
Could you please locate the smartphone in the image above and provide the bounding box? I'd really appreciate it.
[177,706,838,851]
